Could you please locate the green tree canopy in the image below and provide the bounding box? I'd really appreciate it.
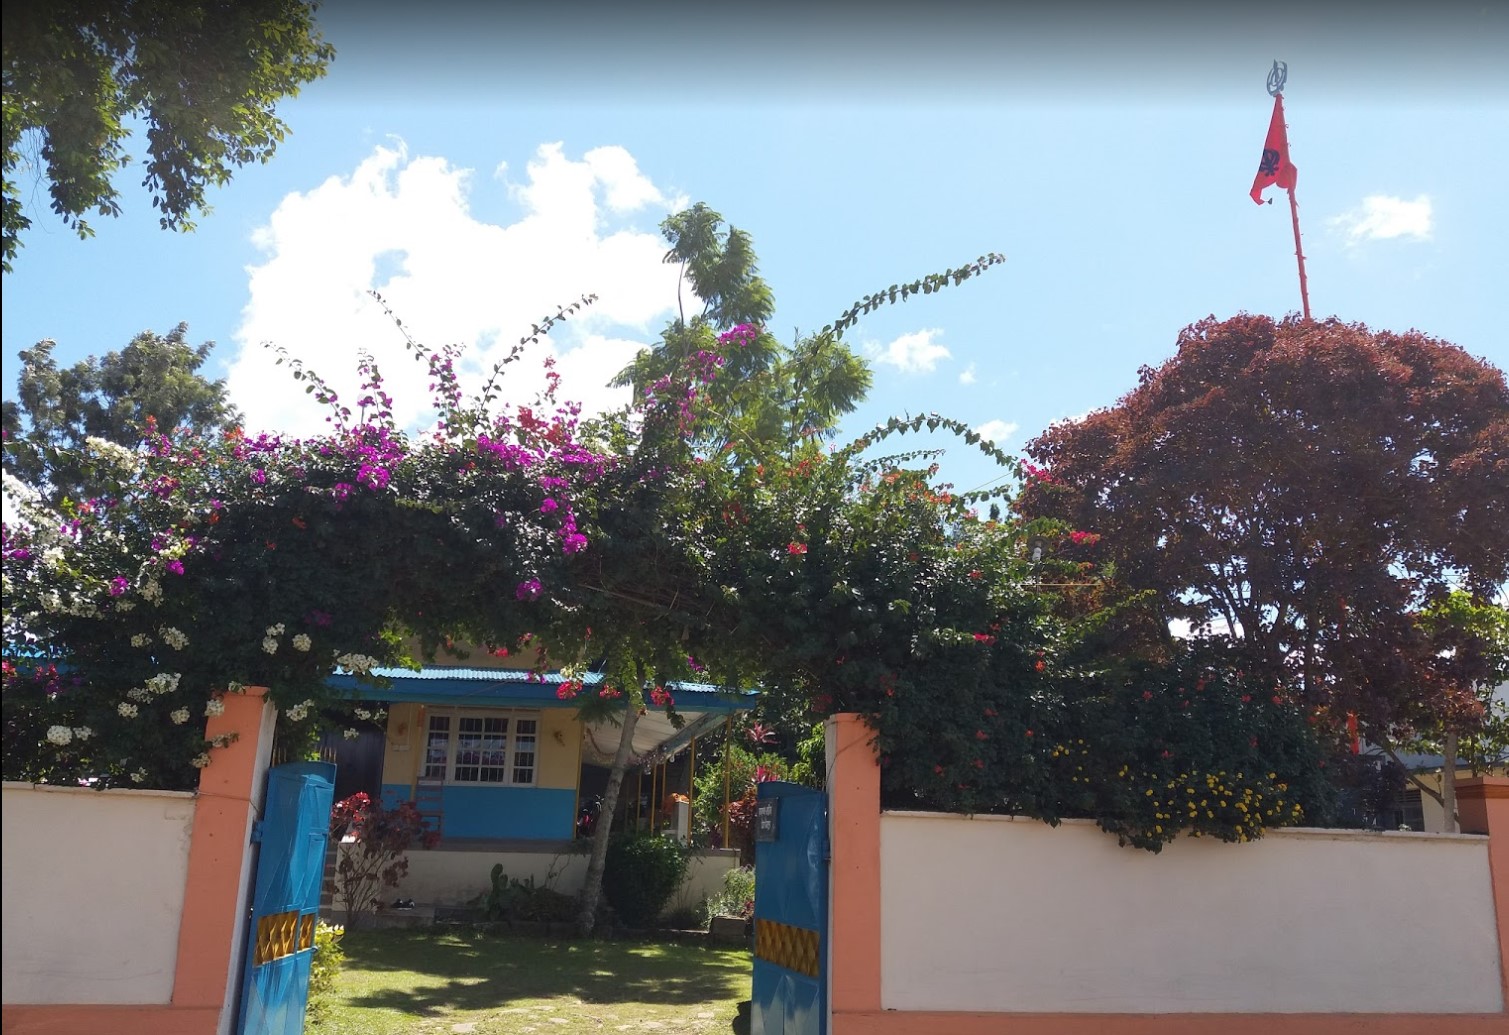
[2,323,241,504]
[2,0,334,270]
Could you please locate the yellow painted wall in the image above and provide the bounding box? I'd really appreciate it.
[381,704,581,792]
[537,710,583,791]
[382,703,422,789]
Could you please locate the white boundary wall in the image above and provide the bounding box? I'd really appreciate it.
[2,782,195,1005]
[880,812,1502,1014]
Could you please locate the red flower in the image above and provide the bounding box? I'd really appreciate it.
[975,729,988,740]
[1025,729,1034,738]
[968,569,983,580]
[934,764,944,775]
[1142,690,1154,701]
[1240,694,1251,703]
[973,633,996,645]
[787,542,808,555]
[973,759,985,769]
[1034,660,1046,672]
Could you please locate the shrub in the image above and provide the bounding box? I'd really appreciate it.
[705,865,756,923]
[602,832,690,928]
[484,864,578,923]
[305,920,345,1024]
[328,792,438,926]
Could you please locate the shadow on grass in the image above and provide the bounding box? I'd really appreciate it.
[341,927,751,1018]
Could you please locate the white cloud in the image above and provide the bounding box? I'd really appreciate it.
[226,141,683,437]
[869,327,950,374]
[958,363,976,385]
[1327,194,1433,246]
[1168,616,1240,640]
[972,419,1018,446]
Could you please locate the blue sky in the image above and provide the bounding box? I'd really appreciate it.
[4,3,1506,498]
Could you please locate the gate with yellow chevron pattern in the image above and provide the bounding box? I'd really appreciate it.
[236,761,336,1035]
[751,781,828,1035]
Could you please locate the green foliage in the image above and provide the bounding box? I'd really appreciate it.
[483,864,577,923]
[875,642,1339,851]
[787,723,827,789]
[1,0,334,270]
[602,832,690,928]
[2,325,240,505]
[703,865,756,923]
[691,740,788,847]
[305,920,345,1024]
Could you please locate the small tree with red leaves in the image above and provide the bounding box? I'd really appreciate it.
[328,792,438,926]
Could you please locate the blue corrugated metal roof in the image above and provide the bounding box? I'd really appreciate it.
[325,666,755,712]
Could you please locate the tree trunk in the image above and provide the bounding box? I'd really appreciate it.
[1442,731,1459,834]
[575,695,641,935]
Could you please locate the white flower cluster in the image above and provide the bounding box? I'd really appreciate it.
[160,627,189,650]
[130,768,147,784]
[46,725,73,746]
[292,633,312,652]
[354,707,373,720]
[170,708,191,725]
[190,753,212,769]
[115,599,135,612]
[2,469,44,507]
[284,699,315,722]
[73,726,93,741]
[342,728,360,740]
[334,652,378,676]
[117,702,139,718]
[262,623,286,655]
[141,579,163,604]
[37,587,100,616]
[131,633,153,648]
[126,687,152,703]
[84,436,142,472]
[205,698,225,718]
[145,672,180,696]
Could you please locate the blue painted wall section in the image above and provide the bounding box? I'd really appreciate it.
[381,783,575,840]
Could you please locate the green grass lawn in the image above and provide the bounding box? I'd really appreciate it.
[313,927,752,1035]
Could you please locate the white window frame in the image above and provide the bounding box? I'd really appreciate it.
[420,709,540,787]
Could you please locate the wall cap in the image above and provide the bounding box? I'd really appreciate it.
[1458,777,1509,801]
[2,780,195,801]
[881,810,1488,844]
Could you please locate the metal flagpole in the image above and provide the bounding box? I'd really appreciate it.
[1268,63,1312,320]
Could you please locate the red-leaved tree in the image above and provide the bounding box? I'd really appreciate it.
[1018,314,1509,742]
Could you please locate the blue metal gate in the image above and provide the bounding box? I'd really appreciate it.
[237,761,336,1035]
[751,781,828,1035]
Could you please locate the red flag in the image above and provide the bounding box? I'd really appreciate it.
[1250,94,1298,204]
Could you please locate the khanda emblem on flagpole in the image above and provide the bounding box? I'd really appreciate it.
[1267,60,1287,98]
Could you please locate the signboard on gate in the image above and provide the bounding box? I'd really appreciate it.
[755,797,780,842]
